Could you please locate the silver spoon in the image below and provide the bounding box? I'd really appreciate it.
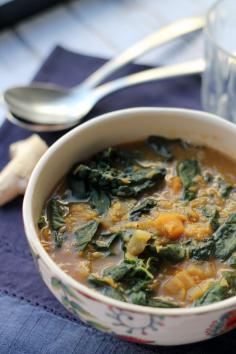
[6,59,205,131]
[4,17,204,130]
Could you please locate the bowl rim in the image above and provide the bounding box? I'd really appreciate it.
[23,107,236,316]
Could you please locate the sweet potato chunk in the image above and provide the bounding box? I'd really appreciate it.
[155,213,186,239]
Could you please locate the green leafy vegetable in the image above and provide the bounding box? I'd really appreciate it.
[217,178,233,198]
[193,282,229,306]
[52,231,65,249]
[188,212,236,261]
[100,286,126,301]
[203,171,213,183]
[130,292,179,307]
[146,257,160,274]
[157,244,186,264]
[47,199,69,248]
[48,199,69,232]
[89,262,180,308]
[104,259,153,283]
[129,198,156,220]
[38,215,47,229]
[147,136,189,161]
[88,274,125,301]
[189,238,214,261]
[201,207,220,231]
[93,231,121,252]
[229,256,236,268]
[74,220,100,252]
[147,136,174,161]
[87,274,110,287]
[130,291,147,305]
[222,271,236,295]
[67,174,88,200]
[90,188,110,215]
[96,147,138,166]
[177,159,201,201]
[213,213,236,261]
[193,272,236,307]
[96,259,154,299]
[73,163,166,198]
[147,298,179,308]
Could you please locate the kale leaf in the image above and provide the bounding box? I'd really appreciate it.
[147,135,189,161]
[188,212,236,261]
[129,198,156,220]
[47,199,69,248]
[38,215,47,229]
[146,257,160,274]
[92,231,121,252]
[201,207,220,231]
[189,238,214,261]
[130,291,179,307]
[229,256,236,268]
[90,188,110,215]
[194,271,236,306]
[177,159,201,201]
[193,282,229,307]
[222,271,236,295]
[100,286,126,301]
[217,178,233,198]
[74,220,100,252]
[103,259,153,284]
[147,298,179,308]
[147,136,174,161]
[74,163,166,198]
[157,244,186,264]
[89,258,181,307]
[67,174,88,200]
[95,147,138,166]
[48,199,69,232]
[213,213,236,261]
[130,291,147,305]
[88,274,125,301]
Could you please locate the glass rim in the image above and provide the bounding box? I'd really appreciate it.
[205,0,236,60]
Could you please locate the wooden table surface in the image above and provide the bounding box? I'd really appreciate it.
[0,0,215,125]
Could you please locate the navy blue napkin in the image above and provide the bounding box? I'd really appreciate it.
[0,46,235,354]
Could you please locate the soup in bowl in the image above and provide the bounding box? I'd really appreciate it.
[23,108,236,345]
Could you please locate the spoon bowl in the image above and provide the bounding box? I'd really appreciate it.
[4,84,95,125]
[6,111,73,132]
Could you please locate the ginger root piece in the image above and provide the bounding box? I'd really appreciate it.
[0,134,48,206]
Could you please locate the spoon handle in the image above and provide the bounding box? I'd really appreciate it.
[93,59,205,100]
[80,16,204,90]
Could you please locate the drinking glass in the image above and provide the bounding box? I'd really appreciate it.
[202,0,236,122]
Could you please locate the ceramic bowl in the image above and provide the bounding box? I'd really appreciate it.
[23,108,236,346]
